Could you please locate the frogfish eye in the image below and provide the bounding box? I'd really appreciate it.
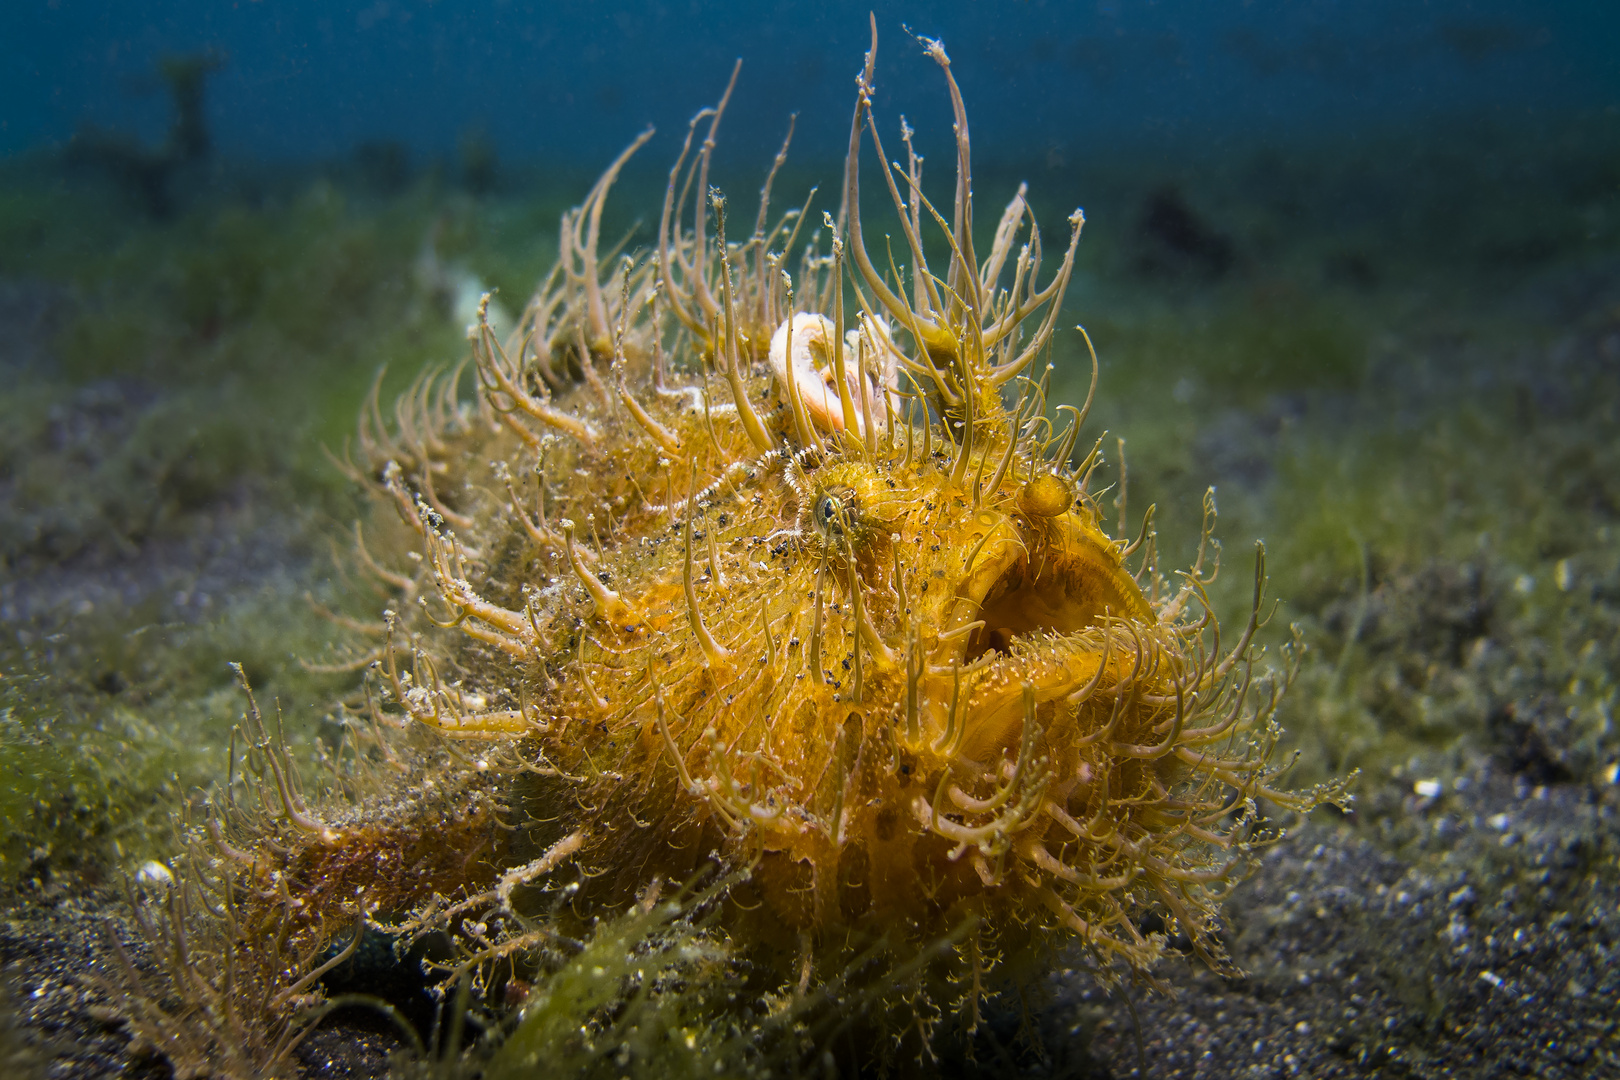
[811,488,859,540]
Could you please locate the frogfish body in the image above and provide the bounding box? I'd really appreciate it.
[252,23,1348,1043]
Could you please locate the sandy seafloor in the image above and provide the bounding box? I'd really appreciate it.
[1,101,1618,1078]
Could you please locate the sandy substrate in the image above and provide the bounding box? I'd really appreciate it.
[6,767,1614,1079]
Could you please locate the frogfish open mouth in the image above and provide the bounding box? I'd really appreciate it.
[213,18,1351,1059]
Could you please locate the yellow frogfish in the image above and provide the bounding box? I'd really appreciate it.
[232,22,1349,1055]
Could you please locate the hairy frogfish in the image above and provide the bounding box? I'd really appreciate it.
[215,22,1350,1058]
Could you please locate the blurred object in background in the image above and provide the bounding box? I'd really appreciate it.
[1134,185,1235,281]
[353,139,412,197]
[63,51,222,217]
[459,125,498,195]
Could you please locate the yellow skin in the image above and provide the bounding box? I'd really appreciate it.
[300,24,1348,1020]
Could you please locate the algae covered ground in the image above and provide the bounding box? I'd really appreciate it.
[2,107,1618,1077]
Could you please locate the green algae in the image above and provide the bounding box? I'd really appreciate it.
[0,563,347,876]
[0,171,562,885]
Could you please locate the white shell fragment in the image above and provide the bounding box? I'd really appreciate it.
[768,312,903,438]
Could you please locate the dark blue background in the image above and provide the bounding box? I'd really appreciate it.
[3,1,1616,168]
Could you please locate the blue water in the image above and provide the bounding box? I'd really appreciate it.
[4,1,1615,168]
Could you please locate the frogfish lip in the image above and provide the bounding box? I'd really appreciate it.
[947,509,1153,655]
[936,508,1157,761]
